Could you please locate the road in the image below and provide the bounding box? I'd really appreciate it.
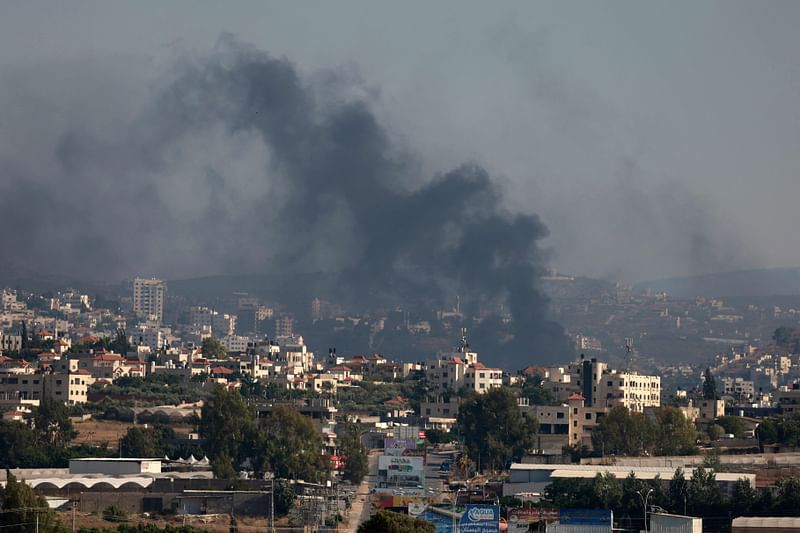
[424,449,451,501]
[346,450,379,532]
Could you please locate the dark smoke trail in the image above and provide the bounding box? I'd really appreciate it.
[0,39,573,366]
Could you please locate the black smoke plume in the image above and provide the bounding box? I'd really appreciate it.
[0,39,573,366]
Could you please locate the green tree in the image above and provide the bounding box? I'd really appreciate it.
[211,451,238,480]
[717,416,746,438]
[456,387,538,471]
[262,405,329,482]
[273,479,296,517]
[668,468,689,515]
[119,426,174,458]
[730,478,758,517]
[33,399,77,447]
[20,321,28,350]
[199,386,258,475]
[0,422,47,468]
[653,407,697,455]
[357,510,434,533]
[0,470,58,532]
[543,478,595,508]
[592,406,655,456]
[201,336,228,360]
[757,413,800,447]
[707,424,725,441]
[109,328,130,355]
[775,478,800,515]
[702,368,717,400]
[687,467,724,517]
[593,472,623,510]
[518,375,558,406]
[339,422,368,485]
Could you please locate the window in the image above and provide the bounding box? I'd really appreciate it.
[585,413,592,420]
[556,412,565,419]
[479,373,485,379]
[573,408,578,414]
[607,381,613,387]
[573,420,578,427]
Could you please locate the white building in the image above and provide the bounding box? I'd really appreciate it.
[132,278,166,323]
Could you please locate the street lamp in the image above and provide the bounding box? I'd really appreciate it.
[451,487,465,533]
[637,488,654,533]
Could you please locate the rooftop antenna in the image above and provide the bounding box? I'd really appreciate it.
[623,337,636,372]
[460,327,469,352]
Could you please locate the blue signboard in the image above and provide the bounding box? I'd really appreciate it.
[559,508,613,526]
[458,504,499,533]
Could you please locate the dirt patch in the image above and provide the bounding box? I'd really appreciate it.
[56,511,294,532]
[72,420,195,450]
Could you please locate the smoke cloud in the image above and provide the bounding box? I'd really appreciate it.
[0,39,573,366]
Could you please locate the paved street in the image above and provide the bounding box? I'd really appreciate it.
[345,451,379,532]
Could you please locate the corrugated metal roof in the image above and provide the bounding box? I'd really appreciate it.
[511,463,754,483]
[732,517,800,528]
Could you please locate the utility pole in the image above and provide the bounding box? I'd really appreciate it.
[270,477,275,533]
[72,500,76,532]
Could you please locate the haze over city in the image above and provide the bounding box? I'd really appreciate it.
[2,1,800,286]
[3,4,800,533]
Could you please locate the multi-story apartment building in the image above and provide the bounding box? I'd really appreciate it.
[221,335,250,353]
[0,333,22,353]
[274,315,294,338]
[520,393,606,454]
[132,278,166,323]
[463,362,503,393]
[599,371,660,412]
[0,360,95,405]
[276,336,316,373]
[723,377,756,398]
[543,356,660,412]
[776,385,800,415]
[189,307,237,337]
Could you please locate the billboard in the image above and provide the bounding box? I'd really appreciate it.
[458,504,500,533]
[372,494,424,509]
[559,508,613,526]
[508,508,559,533]
[384,438,417,456]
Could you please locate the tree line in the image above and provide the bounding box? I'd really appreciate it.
[542,468,797,532]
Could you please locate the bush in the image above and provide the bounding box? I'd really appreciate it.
[103,505,128,523]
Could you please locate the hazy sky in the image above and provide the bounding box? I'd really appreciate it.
[1,1,799,283]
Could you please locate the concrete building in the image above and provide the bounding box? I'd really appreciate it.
[133,278,166,323]
[463,362,503,393]
[69,458,162,475]
[600,371,661,412]
[520,393,606,454]
[274,315,294,338]
[776,386,800,415]
[0,333,22,353]
[189,307,237,337]
[542,357,660,412]
[732,517,800,532]
[650,513,702,533]
[221,335,250,353]
[276,336,315,373]
[504,463,755,501]
[724,377,756,398]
